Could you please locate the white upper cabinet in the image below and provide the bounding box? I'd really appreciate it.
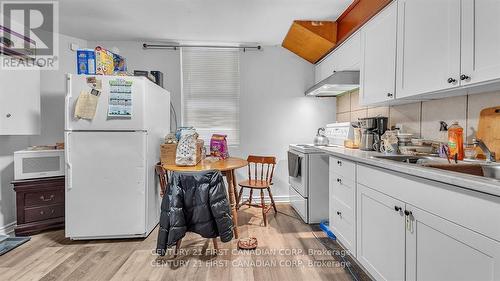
[315,52,335,84]
[0,66,41,135]
[330,32,361,72]
[360,1,398,105]
[356,0,500,105]
[314,32,361,84]
[461,0,500,86]
[396,0,461,99]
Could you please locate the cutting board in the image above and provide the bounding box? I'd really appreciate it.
[476,106,500,161]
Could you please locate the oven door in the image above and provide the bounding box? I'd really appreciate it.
[288,150,308,198]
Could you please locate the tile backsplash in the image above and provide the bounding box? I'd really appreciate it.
[336,90,500,143]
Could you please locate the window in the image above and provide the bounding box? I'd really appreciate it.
[181,48,240,145]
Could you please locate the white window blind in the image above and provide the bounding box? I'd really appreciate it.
[181,48,240,145]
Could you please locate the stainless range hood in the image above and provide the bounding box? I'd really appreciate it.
[305,70,360,97]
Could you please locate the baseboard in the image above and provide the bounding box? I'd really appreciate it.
[0,221,17,236]
[241,195,290,203]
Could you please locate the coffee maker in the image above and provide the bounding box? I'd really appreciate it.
[358,117,388,151]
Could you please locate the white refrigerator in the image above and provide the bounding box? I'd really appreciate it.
[64,74,170,240]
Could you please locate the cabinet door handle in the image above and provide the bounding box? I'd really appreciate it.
[387,93,393,98]
[394,206,402,212]
[447,78,457,84]
[40,195,55,201]
[460,74,470,81]
[336,211,342,216]
[405,210,414,232]
[336,178,342,184]
[337,160,342,166]
[40,209,55,215]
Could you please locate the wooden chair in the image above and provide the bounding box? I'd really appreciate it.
[155,162,168,197]
[154,163,218,257]
[237,156,277,226]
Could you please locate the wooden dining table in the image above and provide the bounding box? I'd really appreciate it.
[162,157,248,239]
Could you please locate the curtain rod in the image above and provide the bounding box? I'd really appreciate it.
[142,43,262,51]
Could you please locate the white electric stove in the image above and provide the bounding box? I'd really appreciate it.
[288,144,328,224]
[287,123,354,223]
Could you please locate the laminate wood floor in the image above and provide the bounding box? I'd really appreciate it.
[0,204,369,281]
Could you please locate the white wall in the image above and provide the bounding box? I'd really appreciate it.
[234,46,336,201]
[29,35,88,145]
[0,34,87,233]
[0,136,29,233]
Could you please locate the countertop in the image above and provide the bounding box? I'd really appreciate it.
[312,145,500,197]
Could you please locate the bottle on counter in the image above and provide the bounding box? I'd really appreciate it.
[448,121,464,160]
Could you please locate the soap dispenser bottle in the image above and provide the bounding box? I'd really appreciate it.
[448,121,464,161]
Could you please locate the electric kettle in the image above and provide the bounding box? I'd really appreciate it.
[314,128,329,146]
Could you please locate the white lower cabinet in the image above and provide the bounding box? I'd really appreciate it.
[329,158,500,280]
[331,196,356,255]
[354,164,500,281]
[406,204,500,281]
[329,156,357,256]
[356,184,406,281]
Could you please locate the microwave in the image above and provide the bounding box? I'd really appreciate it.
[14,149,65,180]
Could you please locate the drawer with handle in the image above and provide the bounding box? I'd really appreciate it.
[330,174,355,209]
[329,156,356,181]
[330,196,355,254]
[25,204,64,223]
[25,189,64,207]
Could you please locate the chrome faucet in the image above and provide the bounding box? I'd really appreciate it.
[472,138,496,162]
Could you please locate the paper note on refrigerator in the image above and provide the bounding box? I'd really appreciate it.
[74,90,99,120]
[108,79,133,118]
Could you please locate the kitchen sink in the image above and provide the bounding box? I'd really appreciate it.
[423,163,500,180]
[481,165,500,180]
[372,155,433,164]
[372,155,500,180]
[422,163,485,177]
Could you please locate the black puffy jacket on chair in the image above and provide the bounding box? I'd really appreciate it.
[156,170,233,254]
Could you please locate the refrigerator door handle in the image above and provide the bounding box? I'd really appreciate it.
[65,132,72,190]
[66,163,72,190]
[65,74,72,130]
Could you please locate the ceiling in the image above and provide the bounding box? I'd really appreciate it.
[57,0,353,45]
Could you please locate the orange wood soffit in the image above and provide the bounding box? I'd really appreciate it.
[336,0,392,43]
[282,21,338,64]
[282,0,392,64]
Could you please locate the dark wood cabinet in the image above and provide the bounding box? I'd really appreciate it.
[12,176,65,236]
